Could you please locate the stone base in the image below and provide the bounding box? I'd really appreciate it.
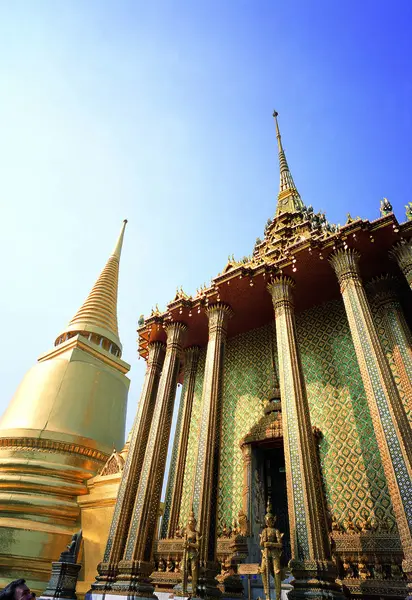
[171,562,221,599]
[288,560,344,600]
[242,573,293,600]
[196,561,223,599]
[88,560,157,600]
[173,581,193,597]
[340,576,408,598]
[39,562,82,600]
[218,573,244,599]
[86,592,156,600]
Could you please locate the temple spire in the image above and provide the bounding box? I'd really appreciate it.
[112,218,128,259]
[57,219,128,351]
[273,111,304,216]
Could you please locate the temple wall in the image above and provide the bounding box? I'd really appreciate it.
[177,324,276,532]
[76,469,122,597]
[296,298,396,529]
[178,350,206,528]
[218,323,277,533]
[178,297,400,535]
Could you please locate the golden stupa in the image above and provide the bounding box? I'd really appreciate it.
[0,220,131,592]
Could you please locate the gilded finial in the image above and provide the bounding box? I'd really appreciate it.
[380,198,393,217]
[57,219,128,352]
[112,219,128,259]
[272,110,282,153]
[272,111,304,217]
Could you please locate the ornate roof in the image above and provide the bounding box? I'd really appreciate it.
[136,115,412,363]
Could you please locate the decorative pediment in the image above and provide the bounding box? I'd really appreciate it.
[240,401,283,446]
[99,449,125,476]
[223,261,235,273]
[173,286,191,301]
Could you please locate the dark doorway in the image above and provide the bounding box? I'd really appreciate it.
[262,446,291,564]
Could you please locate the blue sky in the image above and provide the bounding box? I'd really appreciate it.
[0,1,411,439]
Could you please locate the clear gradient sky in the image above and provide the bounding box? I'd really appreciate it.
[0,1,411,438]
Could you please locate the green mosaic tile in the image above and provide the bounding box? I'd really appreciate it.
[179,349,206,527]
[177,298,397,537]
[218,323,277,531]
[296,299,396,529]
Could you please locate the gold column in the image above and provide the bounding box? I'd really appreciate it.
[330,249,412,581]
[162,345,200,539]
[268,277,342,600]
[268,277,330,560]
[241,444,253,526]
[110,321,186,596]
[94,341,166,586]
[191,303,232,597]
[367,275,412,414]
[390,241,412,288]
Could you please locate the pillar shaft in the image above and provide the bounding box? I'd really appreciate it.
[367,275,412,414]
[123,321,187,563]
[330,249,412,575]
[390,241,412,288]
[162,345,200,539]
[192,304,232,569]
[101,341,165,569]
[241,444,253,525]
[268,277,330,562]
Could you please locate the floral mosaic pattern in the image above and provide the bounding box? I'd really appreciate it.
[178,298,398,537]
[178,349,206,527]
[218,323,277,531]
[296,299,396,529]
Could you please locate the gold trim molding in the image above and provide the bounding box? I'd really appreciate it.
[0,437,108,463]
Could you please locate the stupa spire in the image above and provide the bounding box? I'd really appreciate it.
[58,219,128,351]
[273,111,304,216]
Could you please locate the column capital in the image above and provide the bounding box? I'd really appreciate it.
[389,241,412,286]
[206,303,233,336]
[184,345,201,358]
[182,345,200,378]
[165,321,187,349]
[329,248,361,286]
[267,275,295,311]
[146,340,166,368]
[365,275,401,310]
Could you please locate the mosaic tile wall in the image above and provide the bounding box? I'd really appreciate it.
[296,298,396,528]
[218,323,278,532]
[178,348,206,527]
[178,298,397,535]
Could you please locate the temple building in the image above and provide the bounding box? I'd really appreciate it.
[89,113,412,600]
[1,113,412,600]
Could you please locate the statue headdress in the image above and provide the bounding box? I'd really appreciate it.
[265,498,275,521]
[188,507,197,525]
